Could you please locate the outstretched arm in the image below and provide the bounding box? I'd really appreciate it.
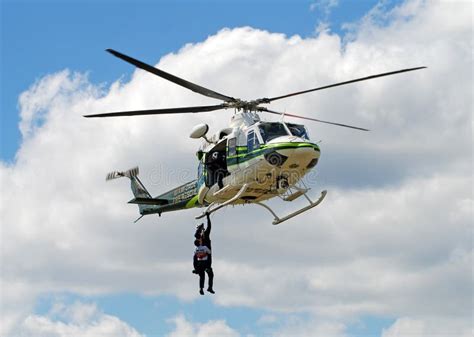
[205,213,211,236]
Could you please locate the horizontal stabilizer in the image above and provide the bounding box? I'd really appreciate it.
[106,167,139,181]
[128,197,169,205]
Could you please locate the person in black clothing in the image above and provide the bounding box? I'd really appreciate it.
[206,152,226,189]
[193,213,214,295]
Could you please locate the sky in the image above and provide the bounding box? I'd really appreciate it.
[0,1,472,337]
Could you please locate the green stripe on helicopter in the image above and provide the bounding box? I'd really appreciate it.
[230,142,319,158]
[185,194,199,208]
[230,142,319,157]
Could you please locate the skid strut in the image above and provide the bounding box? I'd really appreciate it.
[256,190,327,225]
[195,183,249,219]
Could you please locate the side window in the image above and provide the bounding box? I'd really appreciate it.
[247,131,255,152]
[247,130,260,151]
[228,138,237,157]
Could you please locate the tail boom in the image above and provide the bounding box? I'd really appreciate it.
[107,167,201,219]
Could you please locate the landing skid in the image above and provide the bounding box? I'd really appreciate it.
[255,190,327,225]
[195,183,249,219]
[195,184,327,225]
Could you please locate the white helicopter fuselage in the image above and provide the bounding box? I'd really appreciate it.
[196,112,320,206]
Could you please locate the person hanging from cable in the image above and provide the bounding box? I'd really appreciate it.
[192,213,214,295]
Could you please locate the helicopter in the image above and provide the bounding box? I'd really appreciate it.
[84,49,425,224]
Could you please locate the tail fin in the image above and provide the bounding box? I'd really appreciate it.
[106,167,152,214]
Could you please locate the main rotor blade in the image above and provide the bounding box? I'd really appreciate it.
[264,67,427,102]
[84,104,227,118]
[106,49,236,103]
[261,108,369,131]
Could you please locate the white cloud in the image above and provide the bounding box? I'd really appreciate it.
[1,1,472,336]
[166,315,239,337]
[309,0,340,34]
[274,317,347,337]
[0,280,40,336]
[310,0,339,13]
[381,317,473,337]
[18,301,144,337]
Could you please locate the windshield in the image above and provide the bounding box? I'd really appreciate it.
[287,123,309,140]
[258,122,289,142]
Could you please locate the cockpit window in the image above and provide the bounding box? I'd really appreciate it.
[287,123,309,140]
[258,122,289,142]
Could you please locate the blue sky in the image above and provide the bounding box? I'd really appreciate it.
[1,0,386,161]
[1,1,472,337]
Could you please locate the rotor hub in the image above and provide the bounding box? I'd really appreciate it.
[228,99,265,112]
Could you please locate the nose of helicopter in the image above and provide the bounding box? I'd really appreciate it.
[265,136,320,169]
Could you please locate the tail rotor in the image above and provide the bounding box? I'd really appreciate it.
[106,167,139,181]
